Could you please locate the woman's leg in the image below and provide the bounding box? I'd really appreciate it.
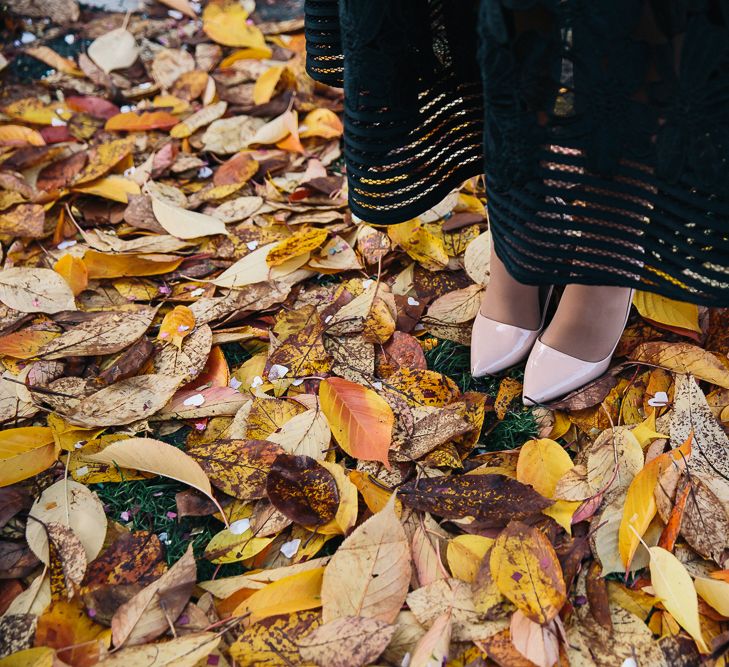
[479,246,541,329]
[540,284,633,362]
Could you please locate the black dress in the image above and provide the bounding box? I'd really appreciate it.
[304,0,729,306]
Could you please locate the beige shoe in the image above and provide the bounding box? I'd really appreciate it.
[522,288,634,406]
[471,286,554,377]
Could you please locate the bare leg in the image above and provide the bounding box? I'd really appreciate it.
[540,285,633,362]
[479,247,541,329]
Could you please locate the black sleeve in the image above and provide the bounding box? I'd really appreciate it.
[304,0,344,87]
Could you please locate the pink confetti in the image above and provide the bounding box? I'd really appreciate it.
[166,511,177,519]
[207,656,219,666]
[87,608,96,617]
[158,285,171,295]
[511,571,522,582]
[120,511,131,521]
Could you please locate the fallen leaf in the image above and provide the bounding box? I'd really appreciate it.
[319,377,395,468]
[489,521,567,624]
[631,342,729,388]
[298,616,395,667]
[648,546,709,652]
[321,495,410,623]
[26,479,106,564]
[111,544,196,647]
[98,632,220,666]
[0,268,76,314]
[87,28,138,73]
[266,453,340,527]
[0,427,58,487]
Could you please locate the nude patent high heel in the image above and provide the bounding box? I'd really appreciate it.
[522,288,635,406]
[470,286,554,377]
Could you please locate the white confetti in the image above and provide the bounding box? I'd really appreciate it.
[120,105,132,113]
[57,239,77,250]
[251,375,264,388]
[64,34,75,44]
[372,381,383,390]
[167,9,184,18]
[324,315,333,324]
[407,296,420,306]
[280,538,301,558]
[74,441,84,449]
[229,518,251,535]
[229,377,242,390]
[291,378,304,386]
[647,391,669,407]
[246,240,259,250]
[621,660,637,667]
[183,393,205,407]
[50,116,66,127]
[268,364,289,380]
[362,279,374,288]
[198,166,213,178]
[75,466,89,476]
[190,287,205,297]
[21,32,36,44]
[413,323,426,331]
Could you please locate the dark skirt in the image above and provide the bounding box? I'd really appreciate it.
[304,0,729,306]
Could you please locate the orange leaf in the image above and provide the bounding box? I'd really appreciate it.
[657,483,690,552]
[319,377,394,468]
[54,254,89,296]
[619,432,692,568]
[0,327,59,359]
[0,124,45,147]
[105,111,180,132]
[183,345,229,390]
[299,109,343,140]
[158,305,196,349]
[83,251,183,279]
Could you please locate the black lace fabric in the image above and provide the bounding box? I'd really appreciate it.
[305,0,729,305]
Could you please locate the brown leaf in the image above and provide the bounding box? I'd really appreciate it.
[398,474,552,526]
[66,374,180,427]
[188,439,285,500]
[265,453,340,526]
[321,495,410,623]
[298,616,396,667]
[111,544,196,647]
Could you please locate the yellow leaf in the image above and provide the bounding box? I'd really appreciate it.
[86,438,226,518]
[516,438,579,533]
[388,219,449,271]
[253,65,285,105]
[0,124,45,147]
[348,470,397,514]
[648,546,709,653]
[317,460,358,535]
[54,254,88,296]
[630,411,669,448]
[447,535,494,583]
[219,46,273,67]
[73,137,135,185]
[299,109,344,139]
[232,567,325,622]
[633,291,701,333]
[619,434,692,568]
[204,527,274,564]
[0,647,55,667]
[99,632,220,667]
[3,98,70,125]
[694,576,729,617]
[0,426,58,487]
[203,0,267,48]
[152,94,190,114]
[489,520,566,624]
[158,305,196,349]
[71,175,140,203]
[319,376,395,468]
[229,610,321,666]
[631,342,729,389]
[25,46,83,76]
[267,228,329,267]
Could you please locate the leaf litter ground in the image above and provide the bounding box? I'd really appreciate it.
[0,3,729,667]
